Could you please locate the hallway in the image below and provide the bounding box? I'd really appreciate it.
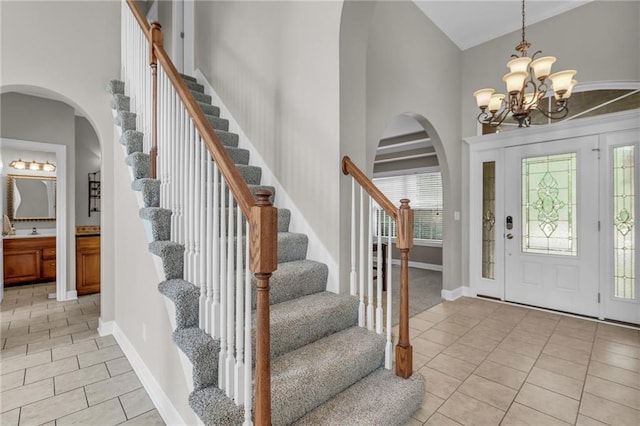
[0,283,163,425]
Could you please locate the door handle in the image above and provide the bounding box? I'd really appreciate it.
[506,233,514,239]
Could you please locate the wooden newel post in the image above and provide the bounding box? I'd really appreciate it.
[149,22,163,180]
[395,198,414,379]
[250,190,277,426]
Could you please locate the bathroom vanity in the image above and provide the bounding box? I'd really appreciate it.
[3,236,56,285]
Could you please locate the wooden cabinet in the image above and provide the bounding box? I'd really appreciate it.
[3,237,56,285]
[76,235,100,295]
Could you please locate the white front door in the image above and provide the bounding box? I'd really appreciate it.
[504,136,600,317]
[601,130,640,324]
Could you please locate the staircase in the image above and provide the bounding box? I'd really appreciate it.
[107,72,424,425]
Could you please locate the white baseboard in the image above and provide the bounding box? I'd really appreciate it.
[66,290,78,300]
[390,259,443,271]
[112,323,186,426]
[193,69,340,293]
[98,318,114,336]
[441,286,475,301]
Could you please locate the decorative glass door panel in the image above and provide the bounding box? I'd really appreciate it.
[505,136,599,317]
[522,153,577,256]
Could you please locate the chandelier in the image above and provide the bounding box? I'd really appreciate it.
[9,159,56,172]
[473,0,577,128]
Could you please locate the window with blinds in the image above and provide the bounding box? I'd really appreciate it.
[373,172,443,241]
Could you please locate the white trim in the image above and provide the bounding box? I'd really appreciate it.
[441,286,463,301]
[193,69,340,293]
[374,152,437,164]
[171,0,184,73]
[98,318,115,336]
[373,166,440,178]
[0,138,70,301]
[112,323,187,426]
[390,259,442,271]
[66,290,77,300]
[183,0,195,76]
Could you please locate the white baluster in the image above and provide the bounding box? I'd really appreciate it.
[225,188,236,397]
[234,207,244,404]
[385,214,393,370]
[218,178,228,392]
[350,179,357,296]
[358,186,365,328]
[243,227,252,425]
[376,207,383,335]
[197,138,205,331]
[204,155,213,335]
[211,163,220,338]
[367,197,374,331]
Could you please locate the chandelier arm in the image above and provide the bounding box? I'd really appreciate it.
[535,103,569,120]
[477,107,511,128]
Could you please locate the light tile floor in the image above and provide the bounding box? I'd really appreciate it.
[400,297,640,426]
[0,283,165,426]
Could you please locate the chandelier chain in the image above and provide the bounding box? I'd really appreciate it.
[521,0,526,44]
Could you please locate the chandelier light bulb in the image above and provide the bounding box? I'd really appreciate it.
[489,94,505,113]
[530,56,557,81]
[549,70,577,97]
[503,71,528,94]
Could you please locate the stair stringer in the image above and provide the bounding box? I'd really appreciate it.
[193,69,339,293]
[110,108,201,418]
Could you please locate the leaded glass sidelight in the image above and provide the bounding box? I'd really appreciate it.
[522,153,577,255]
[613,146,635,300]
[482,162,496,279]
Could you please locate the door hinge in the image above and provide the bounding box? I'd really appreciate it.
[598,293,601,303]
[598,220,601,231]
[592,148,601,159]
[180,31,185,39]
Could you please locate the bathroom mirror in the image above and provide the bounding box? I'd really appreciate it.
[7,174,56,221]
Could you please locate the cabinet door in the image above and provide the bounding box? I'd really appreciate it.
[76,237,100,296]
[4,249,42,285]
[42,260,57,281]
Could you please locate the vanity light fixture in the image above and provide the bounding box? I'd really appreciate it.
[9,159,56,172]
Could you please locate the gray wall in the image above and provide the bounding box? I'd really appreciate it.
[75,117,101,227]
[194,0,342,265]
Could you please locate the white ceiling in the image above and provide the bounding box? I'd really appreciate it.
[413,0,592,51]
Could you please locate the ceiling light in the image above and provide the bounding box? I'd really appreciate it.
[9,159,56,172]
[9,159,26,170]
[473,0,577,128]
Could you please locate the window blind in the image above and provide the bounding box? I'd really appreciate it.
[373,172,443,241]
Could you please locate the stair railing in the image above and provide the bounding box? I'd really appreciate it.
[122,1,276,424]
[342,156,414,379]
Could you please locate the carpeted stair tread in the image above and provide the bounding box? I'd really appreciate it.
[184,79,204,93]
[266,292,357,359]
[125,152,149,179]
[214,129,239,148]
[224,146,250,165]
[140,207,172,241]
[276,232,308,263]
[115,110,136,131]
[191,90,211,104]
[149,241,184,280]
[198,102,220,117]
[180,73,197,83]
[110,94,130,111]
[270,326,386,426]
[205,114,229,132]
[189,386,244,426]
[106,79,125,95]
[236,165,262,185]
[158,279,199,329]
[294,369,425,426]
[252,259,326,308]
[131,178,160,207]
[120,130,143,155]
[173,327,220,390]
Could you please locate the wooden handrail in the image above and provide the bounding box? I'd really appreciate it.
[342,155,414,379]
[342,156,397,220]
